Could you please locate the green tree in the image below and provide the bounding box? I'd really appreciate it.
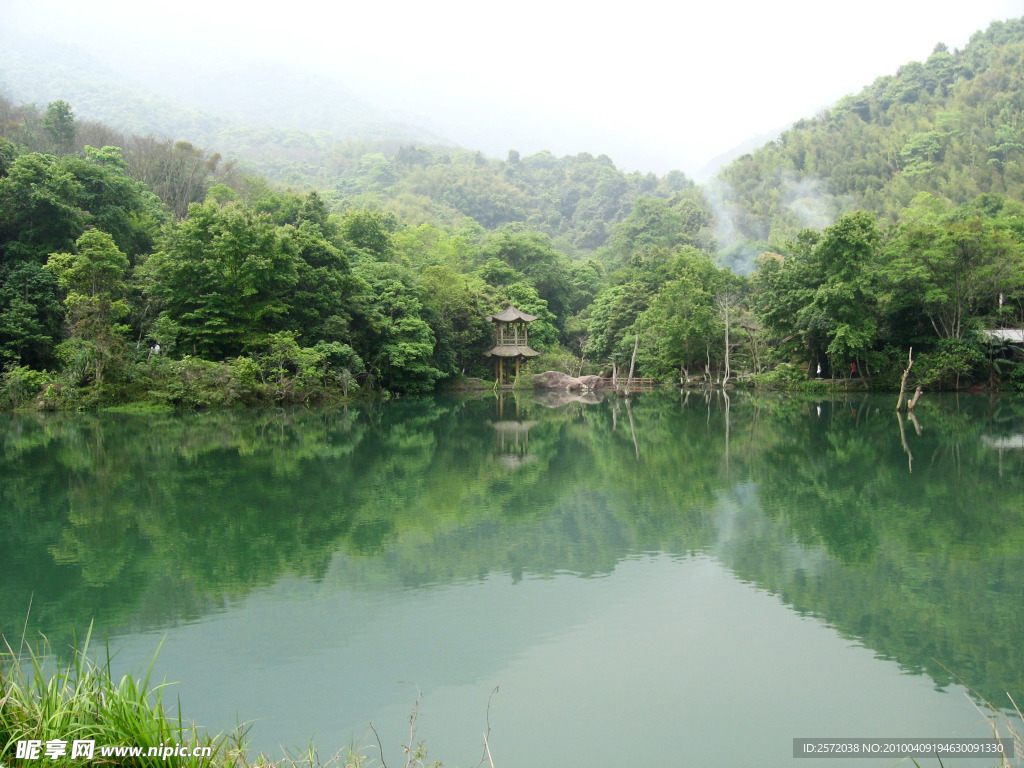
[340,208,397,260]
[279,220,360,345]
[353,262,443,392]
[147,202,297,358]
[63,146,164,259]
[478,229,574,328]
[392,223,475,271]
[809,211,881,366]
[418,265,492,374]
[0,137,16,177]
[883,195,1023,340]
[41,100,76,155]
[753,214,881,373]
[0,262,63,368]
[604,195,711,269]
[0,153,86,263]
[0,148,162,268]
[476,258,522,288]
[584,281,650,364]
[637,269,719,380]
[45,229,130,385]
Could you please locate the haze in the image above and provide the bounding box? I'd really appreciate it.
[2,0,1022,178]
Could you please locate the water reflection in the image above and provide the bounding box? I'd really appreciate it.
[1,393,1023,756]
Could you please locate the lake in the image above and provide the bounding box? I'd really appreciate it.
[1,391,1022,767]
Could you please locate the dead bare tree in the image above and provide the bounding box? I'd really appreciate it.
[625,333,639,395]
[896,348,913,411]
[716,290,740,386]
[896,347,926,411]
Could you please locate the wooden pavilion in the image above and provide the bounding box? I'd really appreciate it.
[485,304,540,384]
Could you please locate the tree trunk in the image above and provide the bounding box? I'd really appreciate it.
[896,348,913,411]
[908,386,923,411]
[722,300,731,386]
[626,334,639,395]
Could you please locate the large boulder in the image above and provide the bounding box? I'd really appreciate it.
[578,375,606,390]
[532,371,613,390]
[532,370,583,390]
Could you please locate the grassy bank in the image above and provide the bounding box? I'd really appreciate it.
[1,628,233,768]
[0,629,449,768]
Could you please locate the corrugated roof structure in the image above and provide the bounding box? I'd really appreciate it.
[980,329,1024,343]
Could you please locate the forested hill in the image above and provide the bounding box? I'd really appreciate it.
[713,16,1024,257]
[0,31,704,257]
[0,85,706,259]
[311,146,703,255]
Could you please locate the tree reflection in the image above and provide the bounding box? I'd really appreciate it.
[1,393,1022,706]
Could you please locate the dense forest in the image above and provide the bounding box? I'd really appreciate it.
[2,15,1024,408]
[714,17,1024,259]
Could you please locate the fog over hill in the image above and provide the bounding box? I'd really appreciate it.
[0,30,452,151]
[1,0,1020,177]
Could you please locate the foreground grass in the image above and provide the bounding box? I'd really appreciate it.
[0,628,453,768]
[0,627,236,768]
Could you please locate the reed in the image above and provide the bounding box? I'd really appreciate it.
[0,624,237,767]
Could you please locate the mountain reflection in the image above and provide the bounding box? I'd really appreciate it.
[1,392,1022,708]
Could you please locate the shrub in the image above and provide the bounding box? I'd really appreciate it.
[1,366,52,408]
[749,363,847,393]
[157,357,236,409]
[228,356,267,406]
[914,337,986,389]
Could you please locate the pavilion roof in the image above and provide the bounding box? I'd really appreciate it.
[486,304,538,323]
[485,344,540,358]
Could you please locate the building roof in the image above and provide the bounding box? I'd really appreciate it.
[980,329,1024,343]
[486,304,538,323]
[485,344,540,358]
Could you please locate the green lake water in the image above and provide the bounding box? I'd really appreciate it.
[1,391,1022,767]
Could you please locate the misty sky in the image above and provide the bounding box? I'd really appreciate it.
[3,0,1024,177]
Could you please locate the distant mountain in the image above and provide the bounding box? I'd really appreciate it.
[711,16,1024,249]
[0,29,451,155]
[691,126,787,184]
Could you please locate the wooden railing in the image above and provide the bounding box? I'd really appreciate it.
[600,377,656,390]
